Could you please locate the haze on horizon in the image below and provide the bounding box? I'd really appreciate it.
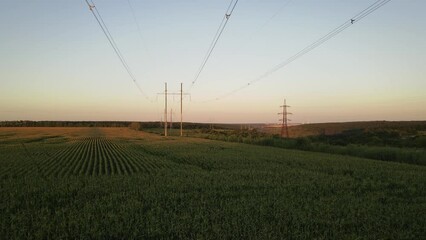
[0,0,425,124]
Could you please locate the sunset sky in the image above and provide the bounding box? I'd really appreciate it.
[0,0,425,123]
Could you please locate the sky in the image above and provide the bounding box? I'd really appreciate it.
[0,0,425,123]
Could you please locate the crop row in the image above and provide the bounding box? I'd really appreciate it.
[1,137,173,177]
[49,137,174,176]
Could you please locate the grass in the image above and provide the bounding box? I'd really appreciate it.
[1,127,425,239]
[146,127,426,166]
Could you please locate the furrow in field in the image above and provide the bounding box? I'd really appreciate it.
[146,154,172,170]
[128,146,160,171]
[92,138,100,176]
[58,139,88,177]
[99,138,108,175]
[98,137,106,175]
[126,150,148,173]
[106,141,140,174]
[127,149,153,173]
[100,138,112,174]
[114,144,140,174]
[127,144,170,170]
[85,138,96,176]
[117,140,148,174]
[64,140,86,176]
[111,142,130,175]
[99,138,111,175]
[103,139,128,175]
[67,137,91,176]
[38,141,75,168]
[73,137,91,175]
[42,140,86,176]
[2,133,178,178]
[119,142,155,173]
[96,138,103,175]
[52,138,87,177]
[102,138,117,175]
[114,142,152,172]
[77,139,90,175]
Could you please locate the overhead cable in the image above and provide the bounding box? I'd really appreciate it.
[200,0,391,102]
[84,0,151,101]
[126,0,152,59]
[257,0,293,32]
[189,0,239,90]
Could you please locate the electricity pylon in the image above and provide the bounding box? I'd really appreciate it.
[278,99,292,138]
[158,83,190,137]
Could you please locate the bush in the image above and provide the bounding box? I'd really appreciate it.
[295,137,312,150]
[257,138,274,147]
[196,128,426,166]
[227,135,238,142]
[129,122,143,131]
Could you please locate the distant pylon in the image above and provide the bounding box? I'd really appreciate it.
[157,83,190,137]
[278,99,292,138]
[164,83,168,136]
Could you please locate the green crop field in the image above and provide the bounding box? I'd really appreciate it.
[1,127,425,239]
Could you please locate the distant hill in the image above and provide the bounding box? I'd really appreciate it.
[260,121,426,138]
[2,120,425,139]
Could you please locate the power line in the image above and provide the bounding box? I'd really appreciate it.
[190,0,239,90]
[199,0,391,102]
[84,0,151,101]
[257,0,293,32]
[87,0,135,81]
[126,0,152,59]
